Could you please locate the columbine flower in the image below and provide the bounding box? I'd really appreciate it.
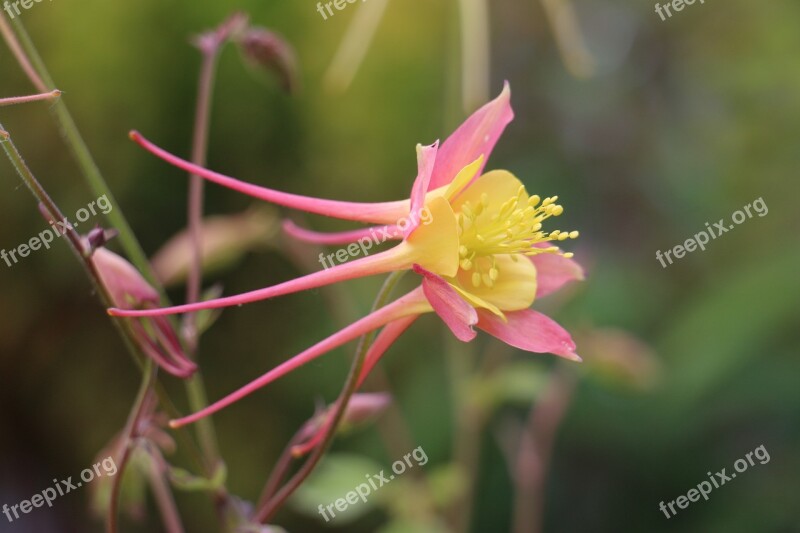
[94,248,197,378]
[109,83,584,426]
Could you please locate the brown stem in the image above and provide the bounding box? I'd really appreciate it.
[254,423,312,508]
[183,40,220,353]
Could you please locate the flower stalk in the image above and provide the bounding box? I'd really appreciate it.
[184,12,247,352]
[0,16,230,526]
[254,270,407,523]
[107,360,159,533]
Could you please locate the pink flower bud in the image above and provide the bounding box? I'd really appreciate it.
[94,249,196,378]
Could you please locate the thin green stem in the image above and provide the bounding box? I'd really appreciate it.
[1,19,228,520]
[255,270,408,523]
[185,373,221,470]
[6,16,160,287]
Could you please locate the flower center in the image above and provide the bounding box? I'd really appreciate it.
[456,186,578,288]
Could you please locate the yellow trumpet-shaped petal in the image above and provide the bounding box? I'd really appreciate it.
[450,169,525,213]
[391,195,460,277]
[452,254,537,312]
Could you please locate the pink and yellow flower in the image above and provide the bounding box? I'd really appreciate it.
[108,83,584,427]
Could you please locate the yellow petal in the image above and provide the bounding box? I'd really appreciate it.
[423,155,485,204]
[454,254,537,312]
[449,283,505,318]
[444,155,484,200]
[450,170,526,213]
[391,195,460,277]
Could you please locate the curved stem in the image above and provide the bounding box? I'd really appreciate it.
[254,270,408,523]
[0,14,48,92]
[4,16,160,287]
[254,423,311,508]
[147,447,186,533]
[184,33,224,353]
[1,18,228,521]
[107,360,157,533]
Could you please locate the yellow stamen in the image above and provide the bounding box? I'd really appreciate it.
[455,183,577,287]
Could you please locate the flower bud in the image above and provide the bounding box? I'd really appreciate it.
[236,27,299,93]
[94,248,196,378]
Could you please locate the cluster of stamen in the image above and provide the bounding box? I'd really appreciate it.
[456,186,578,288]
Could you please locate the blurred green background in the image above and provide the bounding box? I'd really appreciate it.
[1,0,798,531]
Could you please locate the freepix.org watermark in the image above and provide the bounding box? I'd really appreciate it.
[656,197,767,268]
[658,444,770,519]
[655,0,705,22]
[315,0,367,21]
[317,446,428,522]
[3,456,117,524]
[2,194,113,268]
[2,0,52,20]
[318,206,432,270]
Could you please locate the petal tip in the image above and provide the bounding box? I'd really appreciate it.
[563,351,582,362]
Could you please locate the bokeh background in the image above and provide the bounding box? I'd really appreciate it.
[1,0,798,532]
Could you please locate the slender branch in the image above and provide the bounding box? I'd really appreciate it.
[147,447,186,533]
[0,18,230,524]
[180,14,249,482]
[3,16,160,287]
[0,14,48,92]
[254,270,407,523]
[0,89,61,107]
[183,35,222,352]
[254,423,311,508]
[107,361,158,533]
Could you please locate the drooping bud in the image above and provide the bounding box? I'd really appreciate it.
[94,248,196,378]
[292,393,392,457]
[235,27,299,94]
